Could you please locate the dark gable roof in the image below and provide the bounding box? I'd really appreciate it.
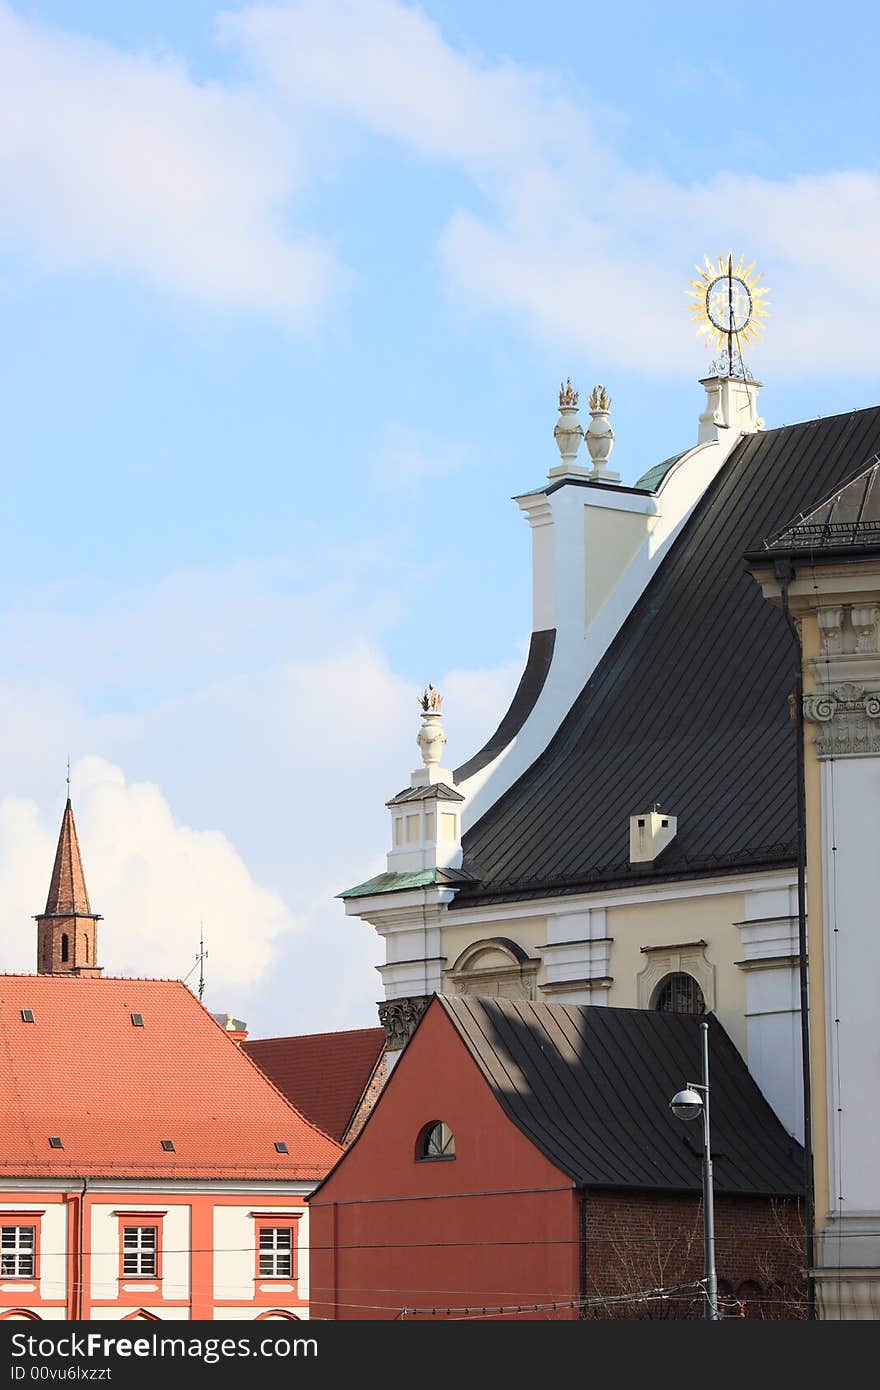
[440,996,803,1196]
[243,1027,385,1143]
[458,407,880,904]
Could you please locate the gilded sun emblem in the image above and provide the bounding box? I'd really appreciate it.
[687,253,770,356]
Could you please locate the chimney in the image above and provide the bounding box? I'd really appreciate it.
[629,807,677,864]
[214,1011,248,1043]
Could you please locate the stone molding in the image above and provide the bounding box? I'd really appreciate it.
[636,941,716,1011]
[445,938,540,1001]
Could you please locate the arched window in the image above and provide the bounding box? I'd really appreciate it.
[84,937,89,963]
[61,934,69,964]
[0,1309,41,1320]
[652,972,705,1014]
[256,1310,300,1320]
[416,1121,456,1161]
[735,1280,763,1318]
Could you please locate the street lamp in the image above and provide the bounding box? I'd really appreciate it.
[670,1019,719,1321]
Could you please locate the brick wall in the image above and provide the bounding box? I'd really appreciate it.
[344,1053,388,1145]
[36,915,101,975]
[583,1190,806,1319]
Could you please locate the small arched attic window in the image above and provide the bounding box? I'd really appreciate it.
[416,1121,456,1161]
[652,972,705,1015]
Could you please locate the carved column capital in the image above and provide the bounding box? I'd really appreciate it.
[378,995,431,1051]
[803,684,880,757]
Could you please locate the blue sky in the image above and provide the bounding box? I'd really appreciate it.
[0,1,878,1035]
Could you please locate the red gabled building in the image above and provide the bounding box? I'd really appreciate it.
[308,996,807,1320]
[0,799,342,1322]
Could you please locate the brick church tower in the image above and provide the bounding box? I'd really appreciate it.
[35,799,103,976]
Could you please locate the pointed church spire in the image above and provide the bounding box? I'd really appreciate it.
[44,799,92,916]
[35,795,102,976]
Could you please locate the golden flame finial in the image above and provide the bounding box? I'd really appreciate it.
[419,684,443,713]
[588,384,611,412]
[558,378,579,408]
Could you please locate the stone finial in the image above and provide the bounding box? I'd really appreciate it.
[417,685,447,769]
[553,378,584,473]
[585,382,619,483]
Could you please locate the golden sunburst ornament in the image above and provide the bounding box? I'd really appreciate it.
[687,253,770,362]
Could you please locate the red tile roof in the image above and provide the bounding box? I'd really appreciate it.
[0,975,342,1181]
[243,1028,385,1143]
[44,800,92,915]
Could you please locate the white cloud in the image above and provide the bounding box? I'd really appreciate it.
[0,3,331,320]
[228,0,880,377]
[0,756,294,992]
[0,557,522,1034]
[4,0,878,367]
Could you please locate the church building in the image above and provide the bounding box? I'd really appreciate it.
[339,257,880,1316]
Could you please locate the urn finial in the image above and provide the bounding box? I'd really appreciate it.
[552,377,585,475]
[417,685,447,772]
[585,382,620,483]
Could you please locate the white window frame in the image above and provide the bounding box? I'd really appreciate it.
[1,1226,35,1278]
[122,1225,158,1277]
[258,1226,293,1278]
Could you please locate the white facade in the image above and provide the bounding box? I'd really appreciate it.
[0,1180,315,1322]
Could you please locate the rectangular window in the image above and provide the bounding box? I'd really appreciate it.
[122,1226,158,1277]
[258,1226,293,1278]
[1,1226,35,1277]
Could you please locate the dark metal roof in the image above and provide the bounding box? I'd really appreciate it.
[454,629,555,783]
[457,406,880,904]
[761,456,880,555]
[439,996,803,1195]
[386,783,465,807]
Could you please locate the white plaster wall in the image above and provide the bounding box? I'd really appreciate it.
[213,1204,307,1315]
[89,1306,190,1320]
[212,1206,254,1305]
[214,1307,308,1320]
[823,757,880,1217]
[40,1204,67,1305]
[461,431,740,827]
[0,1309,67,1320]
[739,883,804,1140]
[89,1202,190,1304]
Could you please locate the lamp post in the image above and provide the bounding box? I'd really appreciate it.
[670,1020,719,1321]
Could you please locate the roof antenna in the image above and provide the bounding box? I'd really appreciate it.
[197,920,208,1001]
[66,756,71,804]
